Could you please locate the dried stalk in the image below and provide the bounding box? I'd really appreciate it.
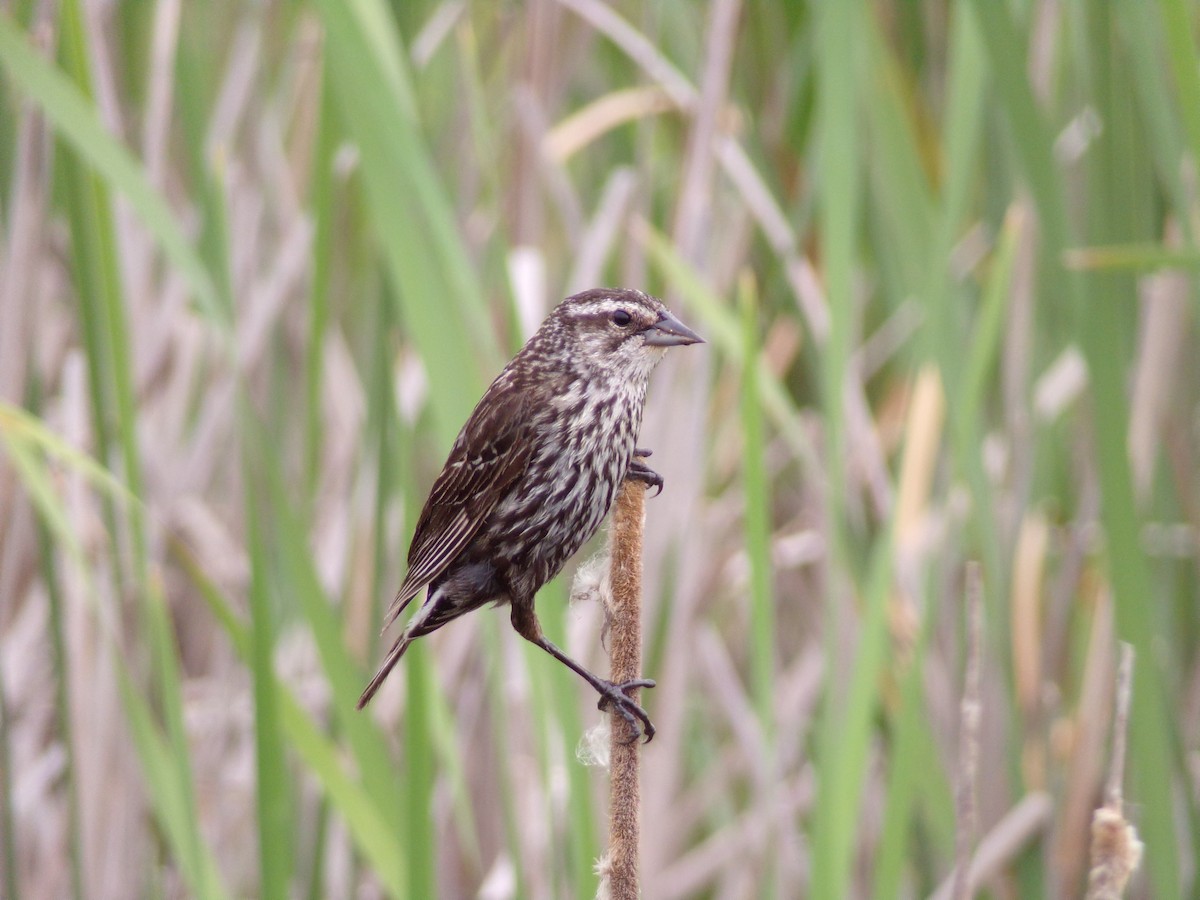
[605,478,647,900]
[1085,642,1142,900]
[931,793,1054,900]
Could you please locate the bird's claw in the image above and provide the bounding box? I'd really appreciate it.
[627,457,664,497]
[597,678,657,743]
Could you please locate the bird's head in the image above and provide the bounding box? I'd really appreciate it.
[549,288,703,379]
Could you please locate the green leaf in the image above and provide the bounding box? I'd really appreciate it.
[0,12,222,324]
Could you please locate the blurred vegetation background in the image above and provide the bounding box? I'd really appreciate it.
[1,0,1197,897]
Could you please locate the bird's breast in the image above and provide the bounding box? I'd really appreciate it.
[485,380,648,589]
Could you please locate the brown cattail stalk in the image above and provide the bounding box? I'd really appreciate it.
[1085,642,1143,900]
[605,478,647,900]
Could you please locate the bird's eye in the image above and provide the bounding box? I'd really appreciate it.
[612,309,632,327]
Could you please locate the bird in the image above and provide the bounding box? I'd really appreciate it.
[356,288,702,741]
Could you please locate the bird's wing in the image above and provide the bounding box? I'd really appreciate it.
[380,384,533,631]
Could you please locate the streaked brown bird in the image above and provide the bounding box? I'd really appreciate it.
[357,288,702,740]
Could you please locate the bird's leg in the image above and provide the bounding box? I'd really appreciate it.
[511,602,656,742]
[536,637,656,743]
[627,447,663,497]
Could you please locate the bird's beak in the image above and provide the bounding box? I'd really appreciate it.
[643,310,704,347]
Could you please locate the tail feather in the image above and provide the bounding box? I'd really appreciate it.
[358,585,444,709]
[357,633,413,709]
[359,580,479,709]
[380,586,421,634]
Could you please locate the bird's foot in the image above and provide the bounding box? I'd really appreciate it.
[597,678,657,743]
[627,449,663,497]
[530,634,657,741]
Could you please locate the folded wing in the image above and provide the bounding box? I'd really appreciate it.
[380,385,533,632]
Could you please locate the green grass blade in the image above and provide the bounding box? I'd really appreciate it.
[304,69,339,497]
[921,3,987,371]
[972,1,1181,889]
[925,4,1008,613]
[0,403,132,505]
[810,5,870,895]
[1156,0,1200,177]
[145,581,224,898]
[1077,6,1180,890]
[276,690,405,898]
[948,208,1018,654]
[254,433,407,841]
[638,223,816,466]
[244,474,294,900]
[1063,242,1200,273]
[1118,5,1195,242]
[863,15,935,306]
[1,409,221,896]
[530,578,599,896]
[28,376,86,900]
[872,603,951,899]
[174,543,407,896]
[814,0,862,558]
[311,0,499,444]
[0,12,221,323]
[810,536,893,898]
[32,524,85,900]
[403,641,438,899]
[7,3,1198,894]
[116,661,229,900]
[0,426,87,564]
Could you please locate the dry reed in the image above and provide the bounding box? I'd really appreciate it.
[601,478,648,900]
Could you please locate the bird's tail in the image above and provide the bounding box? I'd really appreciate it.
[358,583,465,709]
[356,632,413,709]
